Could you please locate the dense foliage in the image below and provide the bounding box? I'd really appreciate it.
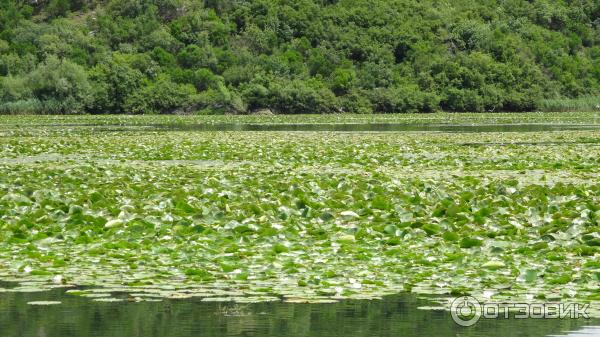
[0,0,599,114]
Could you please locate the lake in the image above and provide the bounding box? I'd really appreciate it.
[0,287,597,337]
[0,114,598,337]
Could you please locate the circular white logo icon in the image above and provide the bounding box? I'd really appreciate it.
[451,296,482,327]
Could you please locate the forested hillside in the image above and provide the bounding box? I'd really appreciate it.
[0,0,599,114]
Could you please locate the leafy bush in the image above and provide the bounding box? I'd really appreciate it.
[240,81,270,111]
[124,75,198,114]
[0,99,44,115]
[441,88,485,112]
[196,82,245,114]
[0,76,32,101]
[339,90,373,114]
[268,78,340,114]
[177,44,218,71]
[0,60,92,115]
[370,86,440,113]
[330,68,356,95]
[87,54,144,114]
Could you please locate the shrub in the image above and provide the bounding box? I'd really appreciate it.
[26,56,91,114]
[369,86,440,113]
[330,68,356,95]
[124,75,198,114]
[0,75,32,101]
[240,81,270,111]
[87,55,144,114]
[177,44,218,71]
[0,99,43,115]
[339,90,373,114]
[268,78,340,114]
[196,82,246,114]
[441,88,484,112]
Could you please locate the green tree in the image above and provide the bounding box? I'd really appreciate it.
[87,55,144,114]
[26,56,91,114]
[124,75,198,114]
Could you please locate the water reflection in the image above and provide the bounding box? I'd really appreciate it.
[548,326,600,336]
[12,123,600,133]
[0,288,596,337]
[152,123,600,133]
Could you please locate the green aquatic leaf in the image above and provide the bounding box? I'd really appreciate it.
[93,298,125,302]
[284,298,338,304]
[1,193,32,205]
[442,232,459,242]
[371,196,390,210]
[549,274,572,285]
[184,269,211,278]
[220,263,237,273]
[27,301,61,305]
[482,260,505,270]
[459,237,483,248]
[337,234,356,243]
[384,224,398,235]
[273,243,289,254]
[340,211,360,219]
[104,219,124,229]
[524,269,538,283]
[422,224,441,236]
[319,211,334,221]
[585,238,600,246]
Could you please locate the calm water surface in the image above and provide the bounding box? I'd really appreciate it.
[18,122,600,133]
[0,288,596,337]
[147,123,600,133]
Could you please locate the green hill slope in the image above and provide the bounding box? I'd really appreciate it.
[0,0,599,114]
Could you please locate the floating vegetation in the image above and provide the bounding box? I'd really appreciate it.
[80,293,114,298]
[8,287,54,293]
[198,296,279,303]
[93,298,125,303]
[0,114,598,315]
[131,297,163,302]
[0,112,599,129]
[27,301,61,305]
[200,297,235,303]
[416,306,446,311]
[284,298,340,304]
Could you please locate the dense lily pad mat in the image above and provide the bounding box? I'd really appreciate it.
[0,115,598,315]
[0,112,599,128]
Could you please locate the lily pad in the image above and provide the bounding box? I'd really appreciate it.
[27,301,62,306]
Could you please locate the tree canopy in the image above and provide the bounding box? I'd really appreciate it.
[0,0,599,114]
